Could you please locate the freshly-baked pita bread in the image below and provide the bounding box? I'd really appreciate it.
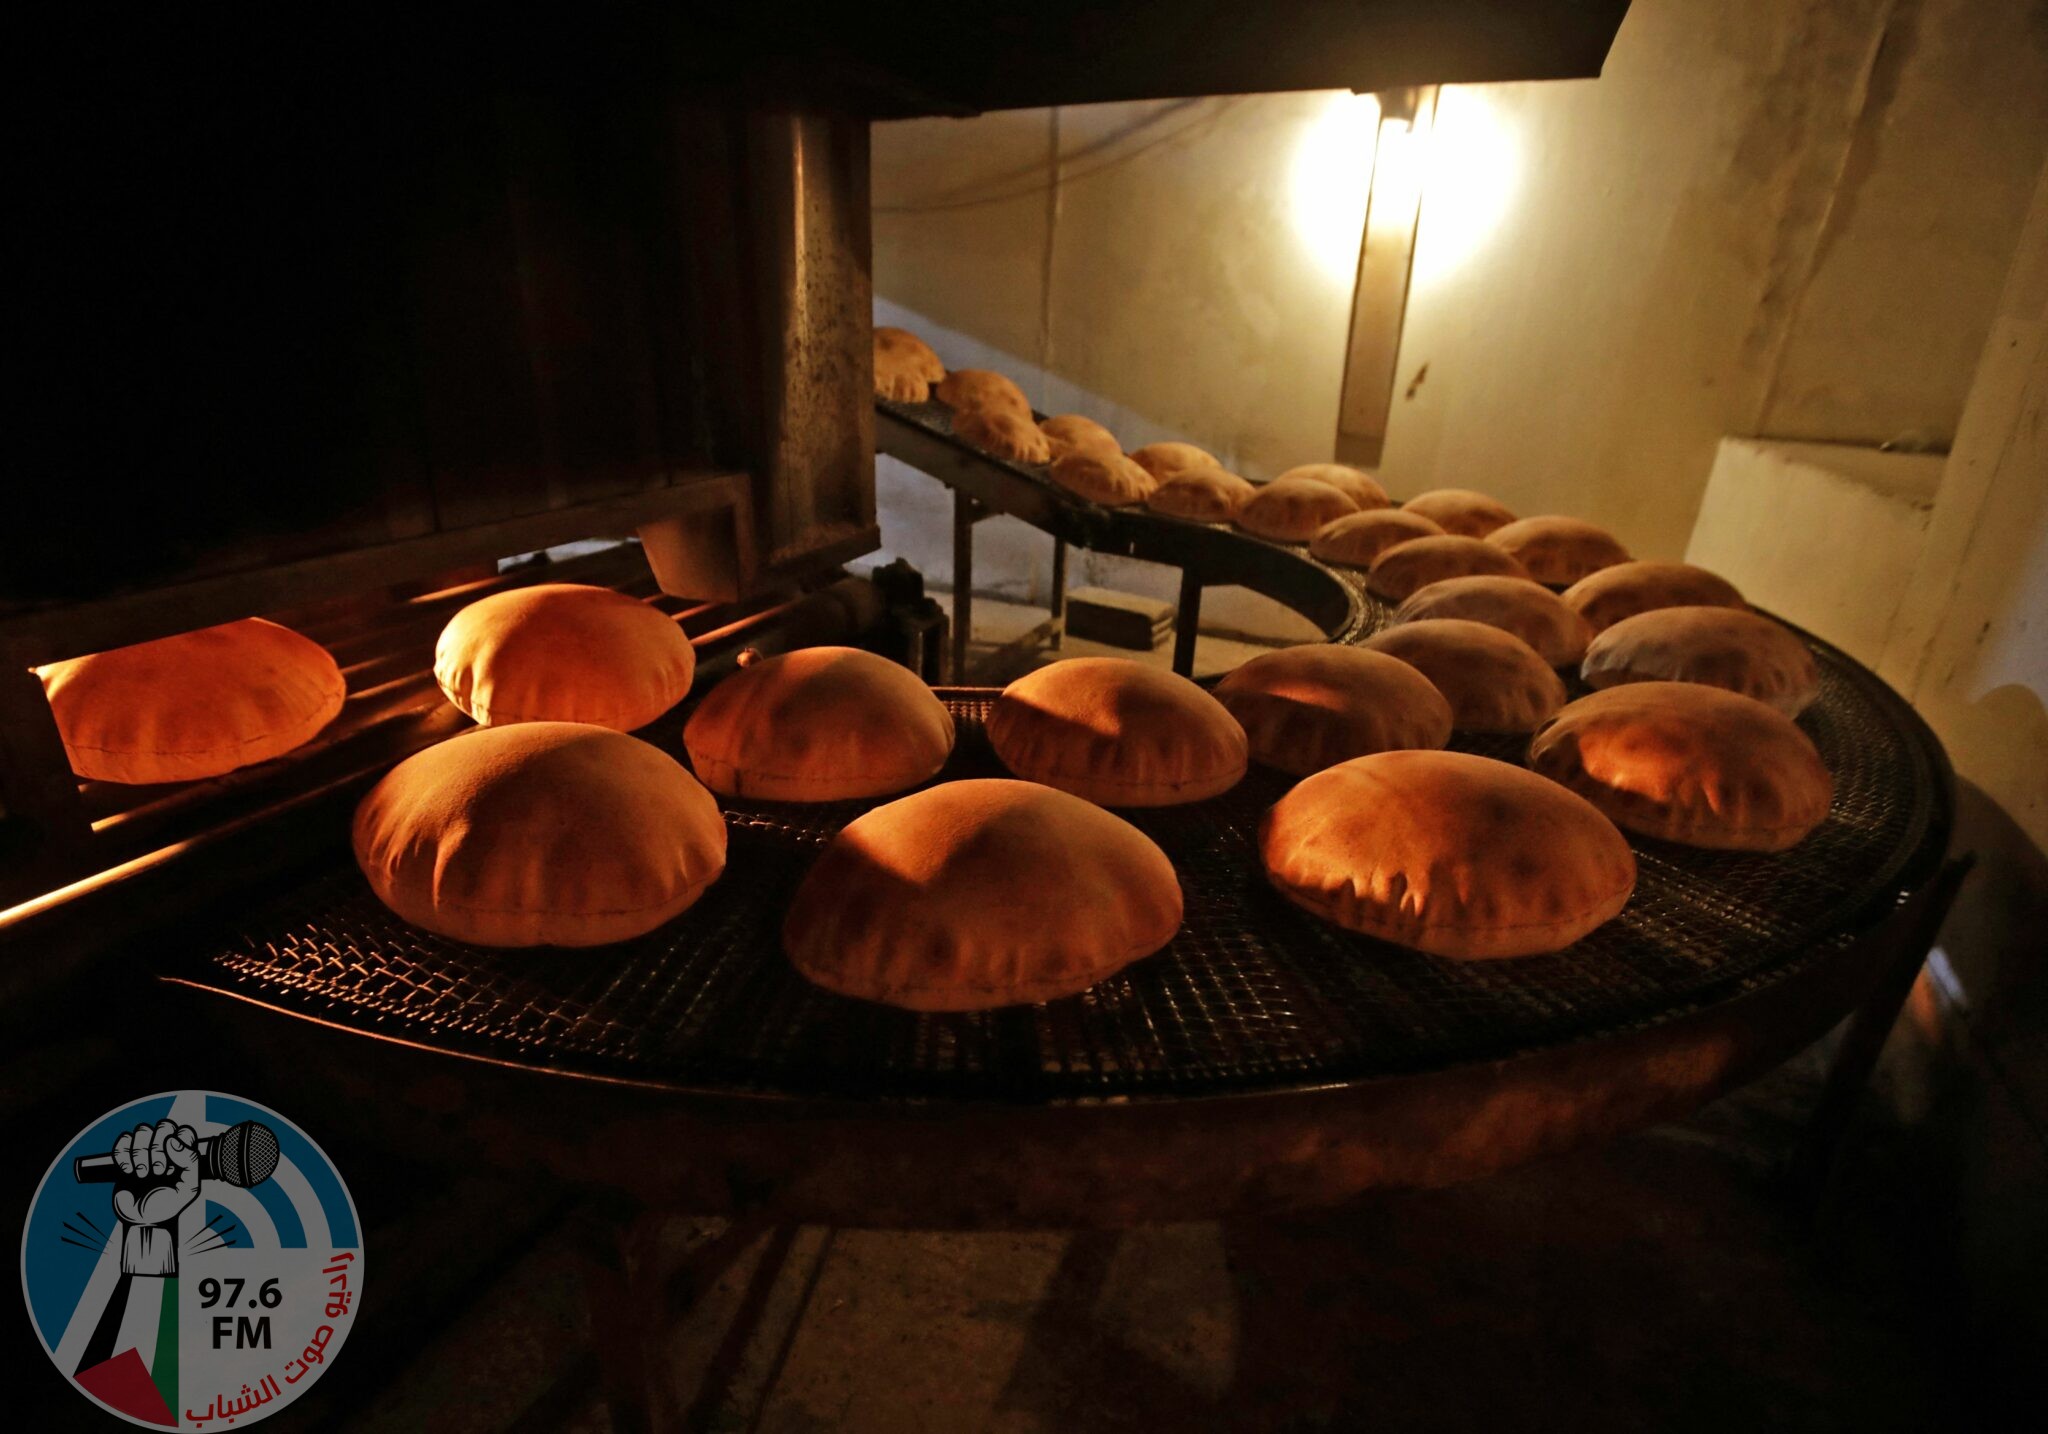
[353,722,727,947]
[1128,441,1220,483]
[1261,750,1636,958]
[1400,489,1517,538]
[1579,606,1821,716]
[1530,683,1832,851]
[1048,451,1157,506]
[1561,561,1747,633]
[1393,575,1593,667]
[873,326,945,402]
[1486,516,1631,585]
[1308,508,1445,568]
[936,368,1032,420]
[955,406,1053,464]
[1275,464,1389,511]
[435,583,695,731]
[1040,414,1122,461]
[1366,534,1531,601]
[989,657,1247,806]
[1236,477,1361,543]
[39,618,345,784]
[784,778,1182,1010]
[1213,645,1451,776]
[1145,466,1257,522]
[683,647,955,802]
[1362,618,1567,733]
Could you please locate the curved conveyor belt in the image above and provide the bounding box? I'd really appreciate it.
[166,398,1958,1226]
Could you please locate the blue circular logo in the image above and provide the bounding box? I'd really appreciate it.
[21,1092,364,1428]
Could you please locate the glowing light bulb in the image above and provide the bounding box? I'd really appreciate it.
[1411,89,1521,290]
[1286,92,1380,286]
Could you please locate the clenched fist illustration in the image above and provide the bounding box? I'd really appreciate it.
[111,1119,202,1277]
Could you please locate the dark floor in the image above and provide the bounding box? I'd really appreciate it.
[100,1039,1980,1434]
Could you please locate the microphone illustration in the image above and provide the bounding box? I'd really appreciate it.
[72,1120,280,1189]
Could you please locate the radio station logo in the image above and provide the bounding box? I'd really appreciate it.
[21,1092,363,1428]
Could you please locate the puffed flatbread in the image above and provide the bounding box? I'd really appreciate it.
[1308,508,1446,568]
[1275,464,1389,511]
[683,646,955,802]
[989,657,1247,806]
[1213,645,1451,776]
[1362,618,1567,733]
[435,583,695,731]
[1530,682,1832,851]
[1579,606,1821,716]
[874,326,945,402]
[1486,516,1631,586]
[1366,534,1531,601]
[40,618,345,784]
[1400,488,1517,538]
[353,723,727,947]
[1146,466,1257,522]
[1236,477,1361,543]
[1393,575,1593,666]
[1561,561,1746,633]
[784,779,1182,1010]
[1260,750,1636,958]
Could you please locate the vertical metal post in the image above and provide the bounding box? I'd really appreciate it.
[950,490,976,682]
[1172,569,1203,677]
[1048,536,1068,650]
[1784,855,1974,1213]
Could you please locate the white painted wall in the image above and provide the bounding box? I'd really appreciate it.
[870,0,2048,581]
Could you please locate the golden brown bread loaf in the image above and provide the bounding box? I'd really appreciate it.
[1275,464,1389,511]
[39,618,346,784]
[1213,645,1452,776]
[1308,508,1446,568]
[1529,683,1833,851]
[783,778,1182,1010]
[873,326,945,402]
[352,722,727,947]
[1392,575,1594,667]
[936,368,1032,419]
[1561,561,1747,633]
[1579,606,1821,716]
[1400,488,1518,537]
[1486,516,1631,586]
[1236,477,1361,543]
[1260,750,1636,958]
[1128,441,1220,483]
[1145,466,1258,522]
[683,646,955,802]
[435,583,695,731]
[954,406,1053,464]
[1048,451,1158,506]
[1362,618,1567,733]
[989,657,1248,806]
[1039,414,1122,461]
[1366,534,1532,601]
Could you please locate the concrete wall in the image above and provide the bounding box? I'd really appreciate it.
[871,0,2047,575]
[1383,0,2048,558]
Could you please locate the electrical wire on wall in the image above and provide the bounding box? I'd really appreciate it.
[1038,106,1062,390]
[872,97,1243,214]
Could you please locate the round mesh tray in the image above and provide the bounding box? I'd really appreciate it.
[187,641,1944,1105]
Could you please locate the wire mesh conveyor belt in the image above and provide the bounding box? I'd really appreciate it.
[874,395,1379,653]
[179,621,1949,1105]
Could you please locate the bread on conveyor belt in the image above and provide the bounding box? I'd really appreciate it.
[874,325,945,402]
[1485,515,1631,586]
[1261,750,1636,959]
[1362,618,1567,733]
[1579,605,1821,716]
[784,778,1182,1010]
[435,583,695,731]
[1392,575,1594,667]
[1213,644,1451,776]
[1399,488,1518,538]
[1366,533,1531,601]
[1561,560,1747,633]
[39,618,345,784]
[1530,682,1833,851]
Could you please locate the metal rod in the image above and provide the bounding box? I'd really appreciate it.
[1172,569,1203,676]
[1784,854,1973,1214]
[951,490,976,682]
[1049,537,1068,650]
